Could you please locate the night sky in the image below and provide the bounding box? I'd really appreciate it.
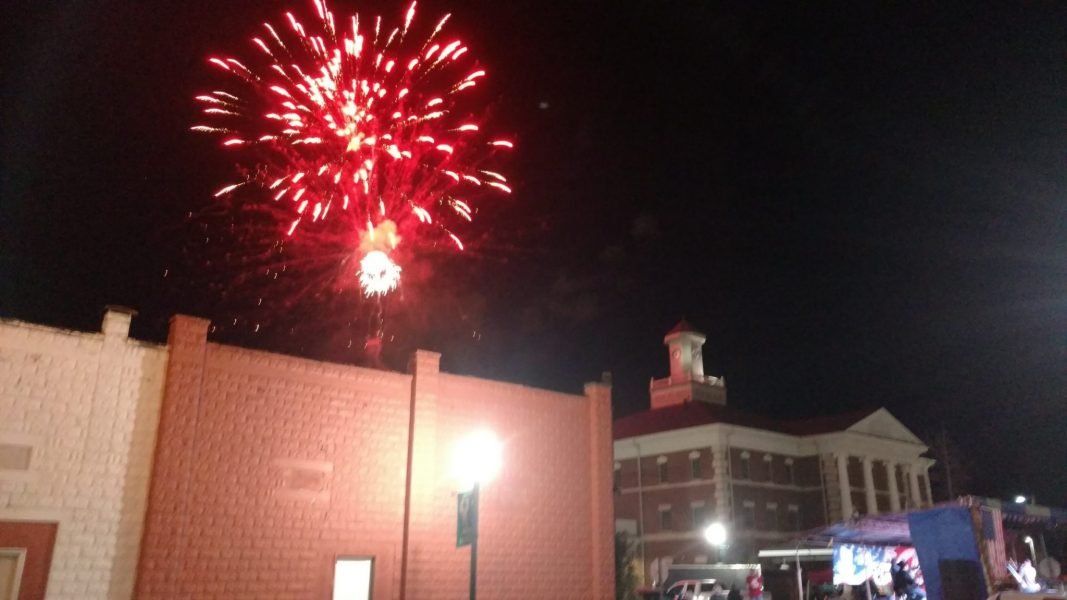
[2,2,1065,504]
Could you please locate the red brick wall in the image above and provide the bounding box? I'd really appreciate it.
[794,456,822,487]
[136,316,614,599]
[624,484,716,534]
[729,485,824,532]
[615,447,830,537]
[616,449,714,490]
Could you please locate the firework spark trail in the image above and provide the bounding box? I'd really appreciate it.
[193,0,513,295]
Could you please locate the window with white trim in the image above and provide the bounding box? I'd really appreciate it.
[740,500,756,529]
[657,456,669,483]
[659,505,673,530]
[613,462,622,490]
[766,502,779,531]
[689,451,703,479]
[788,504,801,531]
[784,458,795,485]
[738,451,751,480]
[691,501,706,528]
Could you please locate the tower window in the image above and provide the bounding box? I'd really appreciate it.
[657,456,669,483]
[785,458,795,485]
[690,451,703,479]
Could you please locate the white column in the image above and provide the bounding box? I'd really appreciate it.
[923,466,934,504]
[886,461,901,512]
[908,464,922,508]
[836,454,854,520]
[862,457,877,515]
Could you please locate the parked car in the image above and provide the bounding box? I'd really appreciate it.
[663,579,724,600]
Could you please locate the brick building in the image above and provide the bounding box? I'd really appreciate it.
[0,308,614,600]
[0,308,166,600]
[613,321,933,580]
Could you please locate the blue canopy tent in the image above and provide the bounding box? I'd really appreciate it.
[777,498,1067,600]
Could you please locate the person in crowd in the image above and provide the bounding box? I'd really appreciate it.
[891,561,925,600]
[746,568,764,600]
[1019,559,1040,593]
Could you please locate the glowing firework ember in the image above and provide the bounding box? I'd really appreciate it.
[358,250,402,296]
[193,0,513,295]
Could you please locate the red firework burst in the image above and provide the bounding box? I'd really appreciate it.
[193,0,512,295]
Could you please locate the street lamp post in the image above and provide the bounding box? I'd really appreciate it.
[704,522,728,563]
[453,430,502,600]
[470,482,479,600]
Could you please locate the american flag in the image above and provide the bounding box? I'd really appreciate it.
[981,507,1007,579]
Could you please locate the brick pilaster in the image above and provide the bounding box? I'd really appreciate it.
[135,315,209,597]
[401,350,441,599]
[585,382,615,600]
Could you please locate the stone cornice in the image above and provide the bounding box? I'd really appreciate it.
[615,421,927,463]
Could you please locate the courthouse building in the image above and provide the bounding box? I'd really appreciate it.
[613,321,934,576]
[0,307,614,600]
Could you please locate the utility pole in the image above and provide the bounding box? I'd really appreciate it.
[940,426,955,500]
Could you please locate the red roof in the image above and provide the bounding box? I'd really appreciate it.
[613,402,877,440]
[665,319,699,336]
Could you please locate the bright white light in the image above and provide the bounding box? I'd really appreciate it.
[333,558,372,600]
[704,522,727,546]
[452,429,502,491]
[1024,536,1034,544]
[1015,495,1028,504]
[358,250,401,296]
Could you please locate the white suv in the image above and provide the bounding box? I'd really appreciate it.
[663,579,724,600]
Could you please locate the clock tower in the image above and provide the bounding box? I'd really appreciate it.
[650,320,726,409]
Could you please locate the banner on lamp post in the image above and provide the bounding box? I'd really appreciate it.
[457,488,478,547]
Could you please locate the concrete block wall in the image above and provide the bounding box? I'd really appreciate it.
[0,309,167,599]
[136,315,615,599]
[136,316,412,599]
[401,372,614,599]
